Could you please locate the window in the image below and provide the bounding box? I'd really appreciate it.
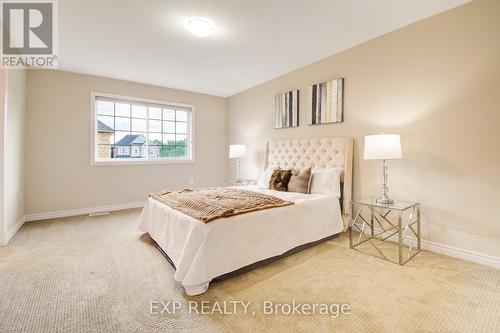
[91,92,194,165]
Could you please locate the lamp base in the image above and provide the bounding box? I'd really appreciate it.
[376,160,394,205]
[376,197,394,205]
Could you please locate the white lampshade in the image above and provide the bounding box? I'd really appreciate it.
[364,134,402,160]
[229,144,246,159]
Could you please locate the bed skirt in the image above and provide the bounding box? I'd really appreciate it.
[150,232,339,295]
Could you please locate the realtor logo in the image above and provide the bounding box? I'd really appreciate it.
[1,0,58,68]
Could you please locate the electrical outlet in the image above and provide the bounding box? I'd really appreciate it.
[189,178,195,185]
[18,191,23,202]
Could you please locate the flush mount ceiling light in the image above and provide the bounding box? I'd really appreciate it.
[185,17,216,37]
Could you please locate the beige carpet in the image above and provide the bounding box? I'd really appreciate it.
[0,209,499,332]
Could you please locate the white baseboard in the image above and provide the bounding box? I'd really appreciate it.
[420,239,500,269]
[352,223,500,269]
[4,215,26,245]
[25,201,145,222]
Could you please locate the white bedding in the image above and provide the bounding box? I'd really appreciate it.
[137,185,343,295]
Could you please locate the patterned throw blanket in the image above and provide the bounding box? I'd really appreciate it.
[149,187,294,223]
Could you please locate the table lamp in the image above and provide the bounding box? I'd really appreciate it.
[364,134,402,204]
[229,144,246,180]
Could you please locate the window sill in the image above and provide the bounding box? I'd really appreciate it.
[91,158,195,166]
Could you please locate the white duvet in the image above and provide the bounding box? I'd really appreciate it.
[137,185,343,295]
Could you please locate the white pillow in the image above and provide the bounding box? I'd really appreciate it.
[257,167,274,189]
[309,168,342,197]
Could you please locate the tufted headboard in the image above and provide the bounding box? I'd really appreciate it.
[264,137,353,219]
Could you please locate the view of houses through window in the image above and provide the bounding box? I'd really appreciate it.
[95,95,192,161]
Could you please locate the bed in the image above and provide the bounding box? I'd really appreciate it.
[137,137,353,295]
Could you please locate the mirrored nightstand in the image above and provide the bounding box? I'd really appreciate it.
[349,197,421,265]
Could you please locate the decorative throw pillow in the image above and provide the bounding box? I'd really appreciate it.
[287,167,312,194]
[257,167,274,189]
[269,169,293,192]
[309,167,342,197]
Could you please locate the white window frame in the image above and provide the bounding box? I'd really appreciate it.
[90,91,195,166]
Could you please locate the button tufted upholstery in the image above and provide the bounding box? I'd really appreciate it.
[265,137,353,222]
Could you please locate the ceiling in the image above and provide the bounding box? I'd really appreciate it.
[59,0,470,97]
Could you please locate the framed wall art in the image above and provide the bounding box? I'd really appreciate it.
[273,89,299,128]
[308,78,344,125]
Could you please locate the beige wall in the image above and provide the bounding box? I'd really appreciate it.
[227,0,500,257]
[4,69,27,236]
[26,70,227,214]
[0,69,5,245]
